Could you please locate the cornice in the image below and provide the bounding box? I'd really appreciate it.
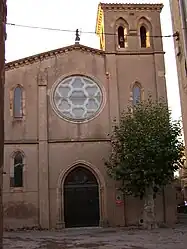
[4,140,38,144]
[5,44,104,71]
[4,138,111,144]
[48,138,111,143]
[105,50,165,55]
[99,2,163,12]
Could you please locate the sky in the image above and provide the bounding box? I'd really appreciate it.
[6,0,181,121]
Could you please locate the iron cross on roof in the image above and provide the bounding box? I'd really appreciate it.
[75,29,80,44]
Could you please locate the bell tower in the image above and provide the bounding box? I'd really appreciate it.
[95,2,167,119]
[96,2,163,52]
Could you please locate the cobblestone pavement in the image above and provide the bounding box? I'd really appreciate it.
[3,225,187,249]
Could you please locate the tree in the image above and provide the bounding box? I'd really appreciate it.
[105,98,185,229]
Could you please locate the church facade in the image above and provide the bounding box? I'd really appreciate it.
[3,3,176,229]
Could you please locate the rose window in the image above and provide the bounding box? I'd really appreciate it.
[52,75,103,122]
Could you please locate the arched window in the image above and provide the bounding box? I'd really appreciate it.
[10,152,24,187]
[116,18,129,49]
[133,84,141,105]
[13,86,23,118]
[118,26,125,48]
[140,26,147,48]
[138,17,152,48]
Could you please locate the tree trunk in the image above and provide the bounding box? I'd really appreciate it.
[143,186,157,229]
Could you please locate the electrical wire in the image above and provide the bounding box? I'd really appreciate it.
[6,22,177,38]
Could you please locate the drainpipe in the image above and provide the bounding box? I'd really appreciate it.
[178,0,187,200]
[0,1,7,248]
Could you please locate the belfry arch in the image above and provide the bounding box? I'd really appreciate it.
[56,160,107,228]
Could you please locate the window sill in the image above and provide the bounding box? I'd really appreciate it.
[10,187,24,193]
[115,48,153,53]
[12,117,23,121]
[116,47,128,51]
[139,47,152,50]
[12,117,25,124]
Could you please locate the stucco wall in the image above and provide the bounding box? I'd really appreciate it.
[3,144,38,229]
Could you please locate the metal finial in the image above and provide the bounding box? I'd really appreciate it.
[75,29,80,44]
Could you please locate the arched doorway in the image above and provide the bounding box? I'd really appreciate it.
[64,166,100,228]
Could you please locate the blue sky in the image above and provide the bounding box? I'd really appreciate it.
[6,0,181,121]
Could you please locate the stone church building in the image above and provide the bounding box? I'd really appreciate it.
[3,3,176,229]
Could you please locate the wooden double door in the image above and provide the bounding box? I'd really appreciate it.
[64,166,100,228]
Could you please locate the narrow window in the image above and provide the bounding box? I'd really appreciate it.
[133,85,141,105]
[185,60,187,77]
[13,86,23,118]
[101,26,104,44]
[118,26,125,48]
[10,152,24,187]
[100,26,105,50]
[140,26,147,48]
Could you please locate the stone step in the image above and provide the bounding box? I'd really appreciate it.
[177,213,187,223]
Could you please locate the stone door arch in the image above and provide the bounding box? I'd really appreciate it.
[56,160,107,228]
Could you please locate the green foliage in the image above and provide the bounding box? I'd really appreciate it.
[105,98,185,199]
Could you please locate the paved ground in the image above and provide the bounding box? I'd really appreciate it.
[3,225,187,249]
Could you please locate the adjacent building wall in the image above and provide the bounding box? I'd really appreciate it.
[170,0,187,197]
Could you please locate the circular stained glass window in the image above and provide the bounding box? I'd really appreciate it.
[52,75,103,122]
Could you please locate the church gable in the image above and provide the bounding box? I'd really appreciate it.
[5,44,104,71]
